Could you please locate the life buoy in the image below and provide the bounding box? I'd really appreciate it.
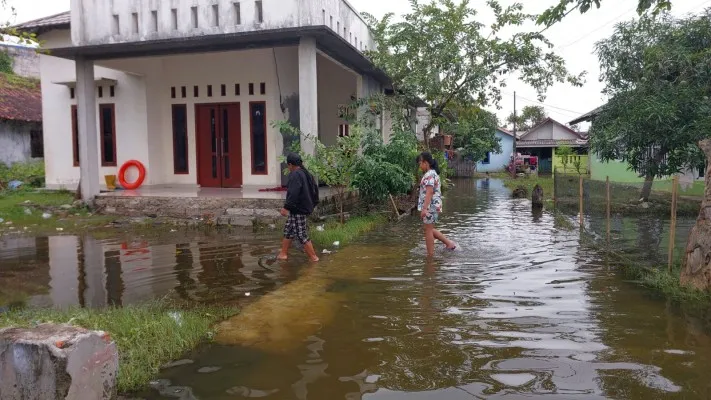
[118,160,146,190]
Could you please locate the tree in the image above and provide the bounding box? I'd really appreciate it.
[444,104,501,162]
[538,0,672,27]
[506,105,547,132]
[0,0,39,46]
[588,12,708,201]
[363,0,584,147]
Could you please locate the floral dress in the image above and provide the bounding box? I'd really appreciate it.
[417,169,443,224]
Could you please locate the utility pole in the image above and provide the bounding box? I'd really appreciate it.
[511,91,517,178]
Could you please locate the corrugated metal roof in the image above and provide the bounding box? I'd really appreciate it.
[0,74,42,122]
[13,11,70,33]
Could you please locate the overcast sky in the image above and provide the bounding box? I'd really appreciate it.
[8,0,711,127]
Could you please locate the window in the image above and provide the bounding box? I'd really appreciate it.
[151,10,158,32]
[212,4,220,26]
[132,12,139,34]
[181,86,187,98]
[30,130,43,158]
[193,85,199,97]
[255,1,263,23]
[98,86,103,98]
[172,105,189,174]
[235,83,240,95]
[99,104,117,167]
[322,9,326,25]
[249,83,254,95]
[112,15,120,35]
[221,84,226,97]
[330,15,333,29]
[482,152,491,164]
[110,86,115,97]
[70,87,75,99]
[71,106,79,166]
[171,9,178,30]
[260,82,265,95]
[207,85,213,97]
[250,102,267,174]
[338,124,349,137]
[234,2,241,24]
[191,6,198,29]
[171,87,176,99]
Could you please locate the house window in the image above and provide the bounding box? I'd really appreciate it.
[482,152,491,164]
[250,102,267,174]
[234,2,241,25]
[71,106,79,166]
[212,4,220,26]
[70,87,75,99]
[207,85,213,97]
[181,86,187,98]
[172,104,189,174]
[249,83,254,95]
[112,15,120,35]
[260,82,266,95]
[132,12,139,34]
[98,86,103,98]
[110,85,115,97]
[235,83,240,95]
[171,87,176,99]
[193,85,199,97]
[191,6,198,29]
[338,124,349,137]
[151,10,158,32]
[30,130,43,158]
[99,104,117,167]
[221,84,227,96]
[255,1,263,23]
[171,9,178,30]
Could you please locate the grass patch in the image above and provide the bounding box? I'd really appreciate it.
[311,215,386,247]
[0,299,238,394]
[0,189,114,233]
[619,264,711,305]
[553,211,576,231]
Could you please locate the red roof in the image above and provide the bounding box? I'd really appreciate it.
[0,73,42,122]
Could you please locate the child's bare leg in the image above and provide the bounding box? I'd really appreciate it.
[424,224,436,257]
[433,230,456,249]
[303,241,320,262]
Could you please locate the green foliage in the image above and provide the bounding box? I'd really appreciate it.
[506,105,547,132]
[0,51,12,74]
[363,0,584,140]
[537,0,672,27]
[0,299,239,394]
[1,0,40,46]
[310,215,386,247]
[0,160,45,187]
[445,105,501,162]
[589,11,710,179]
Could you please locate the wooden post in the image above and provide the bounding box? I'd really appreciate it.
[668,175,679,272]
[606,176,611,243]
[579,175,584,227]
[389,194,400,218]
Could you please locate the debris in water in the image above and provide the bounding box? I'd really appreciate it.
[0,218,4,223]
[322,249,332,254]
[198,366,222,374]
[161,359,194,369]
[23,208,32,215]
[316,225,325,231]
[42,212,52,219]
[245,292,251,297]
[333,241,340,247]
[23,200,30,204]
[226,386,279,397]
[168,311,183,326]
[56,228,64,232]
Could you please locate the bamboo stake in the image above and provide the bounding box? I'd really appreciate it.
[579,175,584,227]
[668,175,679,272]
[606,176,611,244]
[389,194,400,218]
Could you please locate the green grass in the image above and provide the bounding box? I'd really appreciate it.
[0,299,238,394]
[0,189,114,233]
[311,215,386,247]
[619,264,711,305]
[496,174,555,201]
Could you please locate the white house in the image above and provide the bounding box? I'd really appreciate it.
[16,0,392,199]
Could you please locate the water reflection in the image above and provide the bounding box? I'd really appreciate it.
[0,233,285,309]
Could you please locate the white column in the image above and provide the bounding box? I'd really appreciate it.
[75,57,100,202]
[298,37,318,156]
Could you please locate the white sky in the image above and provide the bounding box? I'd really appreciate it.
[7,0,711,127]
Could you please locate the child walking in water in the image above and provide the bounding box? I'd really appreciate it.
[417,152,457,257]
[278,153,320,262]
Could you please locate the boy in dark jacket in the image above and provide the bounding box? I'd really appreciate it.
[277,153,320,262]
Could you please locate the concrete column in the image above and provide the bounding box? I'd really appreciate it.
[298,37,318,156]
[75,57,100,202]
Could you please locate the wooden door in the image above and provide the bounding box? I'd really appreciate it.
[196,104,242,188]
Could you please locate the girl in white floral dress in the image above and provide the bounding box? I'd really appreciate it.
[417,152,457,257]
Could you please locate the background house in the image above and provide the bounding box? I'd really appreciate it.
[516,117,589,174]
[476,127,514,172]
[0,68,43,167]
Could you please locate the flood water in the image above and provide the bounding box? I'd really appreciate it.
[2,179,710,399]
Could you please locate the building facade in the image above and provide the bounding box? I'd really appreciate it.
[17,0,391,197]
[476,128,514,173]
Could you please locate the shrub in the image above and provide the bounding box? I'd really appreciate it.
[0,160,45,188]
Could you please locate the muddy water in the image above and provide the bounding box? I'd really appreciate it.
[1,179,710,399]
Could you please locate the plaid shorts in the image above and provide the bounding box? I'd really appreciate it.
[283,214,310,244]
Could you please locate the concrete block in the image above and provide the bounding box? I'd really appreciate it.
[0,324,118,400]
[229,217,253,227]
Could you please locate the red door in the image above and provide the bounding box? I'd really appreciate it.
[196,103,242,188]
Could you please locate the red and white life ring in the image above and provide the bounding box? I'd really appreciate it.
[118,160,146,190]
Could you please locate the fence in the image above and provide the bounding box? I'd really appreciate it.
[554,174,703,271]
[447,158,477,178]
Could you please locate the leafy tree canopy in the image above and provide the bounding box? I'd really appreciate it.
[363,0,584,141]
[506,105,547,132]
[538,0,672,27]
[445,104,501,161]
[1,0,38,46]
[589,11,711,180]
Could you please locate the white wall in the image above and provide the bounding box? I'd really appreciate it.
[523,121,579,141]
[70,0,374,52]
[317,53,356,147]
[0,121,42,166]
[40,30,152,190]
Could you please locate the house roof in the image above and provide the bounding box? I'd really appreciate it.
[569,105,604,125]
[517,138,588,148]
[0,74,42,123]
[497,127,514,137]
[519,117,584,140]
[11,11,70,35]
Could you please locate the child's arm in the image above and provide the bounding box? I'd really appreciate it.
[422,186,433,216]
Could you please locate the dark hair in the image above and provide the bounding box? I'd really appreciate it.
[417,152,440,174]
[286,152,303,167]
